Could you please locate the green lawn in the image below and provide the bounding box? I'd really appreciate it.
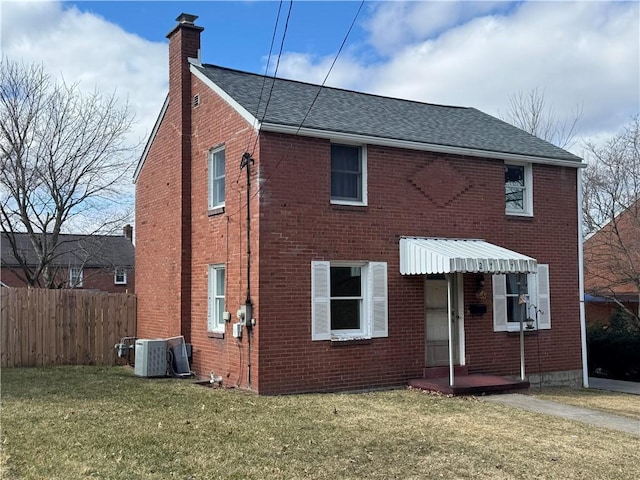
[1,366,638,479]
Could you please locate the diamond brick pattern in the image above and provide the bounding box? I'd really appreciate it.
[410,158,471,207]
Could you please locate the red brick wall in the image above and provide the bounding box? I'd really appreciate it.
[185,73,260,389]
[1,266,133,293]
[135,22,201,340]
[254,133,581,394]
[137,23,581,393]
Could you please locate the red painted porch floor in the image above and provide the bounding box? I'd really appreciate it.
[409,374,530,396]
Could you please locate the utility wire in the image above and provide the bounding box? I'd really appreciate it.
[244,0,284,157]
[295,0,364,135]
[249,0,294,156]
[234,0,286,191]
[227,0,365,219]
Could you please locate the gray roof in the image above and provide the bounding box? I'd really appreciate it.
[194,64,581,163]
[1,233,134,268]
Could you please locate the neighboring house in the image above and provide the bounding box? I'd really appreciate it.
[134,14,586,394]
[584,199,640,325]
[1,226,135,293]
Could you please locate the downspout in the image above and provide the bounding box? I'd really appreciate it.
[241,152,254,387]
[577,168,589,388]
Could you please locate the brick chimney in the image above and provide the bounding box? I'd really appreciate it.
[123,224,133,241]
[165,14,204,343]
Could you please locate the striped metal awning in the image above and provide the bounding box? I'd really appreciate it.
[399,237,537,275]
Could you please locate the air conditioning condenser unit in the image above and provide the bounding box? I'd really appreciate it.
[134,339,167,377]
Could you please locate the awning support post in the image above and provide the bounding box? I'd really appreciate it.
[446,273,454,387]
[519,299,526,381]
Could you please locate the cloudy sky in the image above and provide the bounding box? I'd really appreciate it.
[2,0,639,160]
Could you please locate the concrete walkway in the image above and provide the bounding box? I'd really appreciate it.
[589,377,640,395]
[484,394,640,437]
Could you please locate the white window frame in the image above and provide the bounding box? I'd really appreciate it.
[208,146,226,210]
[114,268,127,285]
[207,265,226,333]
[505,162,533,216]
[311,261,387,341]
[69,267,83,288]
[493,264,551,332]
[330,144,368,206]
[330,263,367,337]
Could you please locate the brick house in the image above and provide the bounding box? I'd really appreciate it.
[134,14,587,394]
[1,226,135,293]
[584,199,640,325]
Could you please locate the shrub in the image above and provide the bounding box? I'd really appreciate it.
[587,308,640,381]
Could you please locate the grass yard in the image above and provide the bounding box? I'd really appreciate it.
[531,386,640,421]
[1,367,638,480]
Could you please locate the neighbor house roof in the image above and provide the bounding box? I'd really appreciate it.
[1,233,134,269]
[583,199,640,296]
[192,64,582,164]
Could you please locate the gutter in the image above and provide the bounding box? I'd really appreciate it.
[261,123,585,169]
[577,168,589,388]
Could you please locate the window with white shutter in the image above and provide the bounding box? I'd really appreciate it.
[492,264,550,332]
[311,261,388,341]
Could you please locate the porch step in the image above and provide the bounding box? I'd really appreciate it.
[409,374,530,396]
[423,365,468,378]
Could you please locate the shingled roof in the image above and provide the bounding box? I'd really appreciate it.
[1,233,134,268]
[192,64,581,164]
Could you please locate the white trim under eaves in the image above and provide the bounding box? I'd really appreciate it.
[133,95,169,184]
[190,66,260,128]
[261,123,585,169]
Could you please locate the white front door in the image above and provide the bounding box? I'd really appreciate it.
[425,276,460,366]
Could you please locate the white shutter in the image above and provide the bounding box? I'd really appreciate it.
[536,264,551,330]
[493,274,508,332]
[369,262,388,338]
[311,261,331,340]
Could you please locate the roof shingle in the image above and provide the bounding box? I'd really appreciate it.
[194,64,581,163]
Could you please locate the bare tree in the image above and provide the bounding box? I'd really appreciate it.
[0,58,137,288]
[503,87,583,150]
[582,115,640,326]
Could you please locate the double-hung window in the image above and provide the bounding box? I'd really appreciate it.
[505,163,532,215]
[331,144,367,205]
[114,268,127,285]
[492,264,551,331]
[330,266,363,333]
[69,267,83,288]
[311,261,387,340]
[208,265,225,333]
[208,146,225,210]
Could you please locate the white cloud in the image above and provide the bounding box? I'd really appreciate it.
[1,0,168,150]
[268,51,370,88]
[278,1,640,154]
[364,0,507,56]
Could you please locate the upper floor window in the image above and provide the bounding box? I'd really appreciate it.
[505,163,532,216]
[331,144,367,205]
[114,268,127,285]
[69,267,83,288]
[208,146,225,210]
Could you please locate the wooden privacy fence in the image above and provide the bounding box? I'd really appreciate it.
[1,287,136,368]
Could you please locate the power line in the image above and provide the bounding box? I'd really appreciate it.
[249,0,294,157]
[235,1,286,192]
[227,0,365,220]
[244,0,284,156]
[296,0,364,135]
